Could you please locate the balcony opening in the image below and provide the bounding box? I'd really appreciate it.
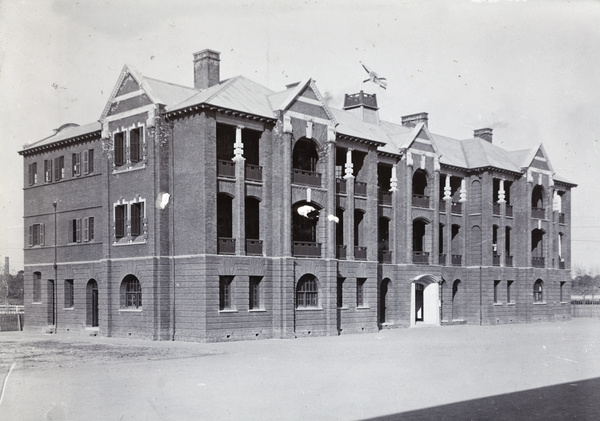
[531,228,545,267]
[492,225,500,266]
[336,207,345,259]
[293,201,322,257]
[217,193,235,254]
[216,124,236,178]
[244,129,262,181]
[413,218,430,264]
[558,232,565,269]
[378,164,393,205]
[245,197,262,255]
[439,223,446,266]
[292,138,321,186]
[335,148,346,194]
[378,217,391,263]
[412,169,429,208]
[451,224,462,266]
[532,185,545,218]
[355,210,367,260]
[505,227,513,266]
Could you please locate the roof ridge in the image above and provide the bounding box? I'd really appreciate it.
[144,76,196,90]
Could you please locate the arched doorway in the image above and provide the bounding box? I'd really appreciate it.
[410,275,441,327]
[379,278,391,324]
[86,279,98,327]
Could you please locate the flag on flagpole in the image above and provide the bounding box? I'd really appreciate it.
[360,62,388,89]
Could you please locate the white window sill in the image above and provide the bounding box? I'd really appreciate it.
[560,301,569,304]
[296,307,323,311]
[356,306,370,310]
[507,302,516,306]
[63,307,74,311]
[219,309,238,313]
[493,302,503,306]
[113,237,147,246]
[32,301,42,305]
[112,162,146,174]
[533,302,547,305]
[248,308,267,313]
[337,306,349,310]
[119,308,143,312]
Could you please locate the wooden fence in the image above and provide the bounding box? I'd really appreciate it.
[571,300,600,318]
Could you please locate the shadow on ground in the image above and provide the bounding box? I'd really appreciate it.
[364,377,600,420]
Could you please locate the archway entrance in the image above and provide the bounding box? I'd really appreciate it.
[410,275,441,327]
[87,279,99,327]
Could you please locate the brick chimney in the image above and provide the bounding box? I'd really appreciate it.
[343,91,379,124]
[401,112,428,128]
[474,128,493,143]
[193,49,220,90]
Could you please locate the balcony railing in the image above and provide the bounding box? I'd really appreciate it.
[245,164,262,182]
[336,245,347,260]
[379,191,392,205]
[336,178,347,194]
[355,182,368,197]
[531,207,545,219]
[451,202,462,214]
[506,205,513,217]
[506,255,514,267]
[217,160,236,178]
[412,194,430,208]
[451,254,462,266]
[439,253,446,266]
[559,260,565,269]
[532,256,545,268]
[355,246,367,260]
[493,254,501,266]
[413,251,429,265]
[379,250,392,263]
[292,169,321,187]
[293,241,322,257]
[439,201,446,213]
[559,213,565,224]
[493,203,501,215]
[246,239,263,255]
[217,237,236,254]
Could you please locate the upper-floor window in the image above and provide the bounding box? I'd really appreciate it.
[83,149,94,174]
[68,218,82,243]
[114,199,146,242]
[54,156,65,181]
[114,125,145,168]
[72,152,81,177]
[44,159,53,183]
[28,162,38,186]
[28,223,45,247]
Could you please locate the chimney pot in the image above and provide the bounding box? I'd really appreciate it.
[193,49,221,90]
[401,112,429,128]
[474,128,493,143]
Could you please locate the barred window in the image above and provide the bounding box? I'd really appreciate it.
[296,275,318,308]
[533,279,544,303]
[124,276,142,309]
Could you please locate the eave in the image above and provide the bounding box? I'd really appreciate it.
[165,103,277,124]
[19,131,102,156]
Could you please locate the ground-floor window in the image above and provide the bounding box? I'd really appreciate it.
[357,278,366,307]
[121,275,142,309]
[33,272,42,303]
[220,276,234,310]
[493,280,501,304]
[507,280,514,303]
[297,275,318,308]
[64,279,74,308]
[249,276,261,310]
[533,279,544,303]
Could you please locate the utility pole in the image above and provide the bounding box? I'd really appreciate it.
[53,201,58,333]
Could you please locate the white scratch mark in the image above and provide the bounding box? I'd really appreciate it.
[0,363,16,406]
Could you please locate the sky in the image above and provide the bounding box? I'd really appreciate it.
[1,0,599,272]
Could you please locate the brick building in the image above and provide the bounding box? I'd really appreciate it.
[20,49,576,341]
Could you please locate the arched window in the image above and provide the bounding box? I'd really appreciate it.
[296,275,318,308]
[532,185,544,209]
[412,169,428,197]
[293,139,319,172]
[121,275,142,309]
[533,279,544,302]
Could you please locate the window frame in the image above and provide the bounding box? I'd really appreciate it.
[125,278,142,309]
[54,156,65,181]
[130,202,144,238]
[28,162,38,186]
[28,223,45,247]
[113,125,145,168]
[83,217,94,242]
[296,276,319,309]
[507,280,514,304]
[64,279,74,308]
[115,204,127,240]
[533,280,544,303]
[44,159,53,183]
[493,280,501,304]
[357,278,367,308]
[249,276,262,310]
[72,152,81,177]
[219,276,234,311]
[33,272,42,303]
[68,218,82,244]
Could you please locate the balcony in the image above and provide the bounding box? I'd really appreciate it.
[451,202,462,214]
[531,207,545,219]
[532,256,545,268]
[506,255,514,267]
[293,241,322,257]
[336,178,346,194]
[355,181,368,197]
[246,239,263,255]
[292,169,321,187]
[379,249,392,263]
[439,201,446,213]
[336,245,347,260]
[559,213,565,224]
[355,246,367,260]
[493,254,501,266]
[217,238,236,254]
[439,253,446,266]
[451,254,462,266]
[245,164,262,182]
[413,251,429,265]
[217,160,236,178]
[493,203,500,215]
[506,205,513,217]
[412,194,430,208]
[379,190,392,205]
[559,260,565,269]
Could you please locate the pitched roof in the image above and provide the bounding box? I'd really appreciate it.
[144,77,197,108]
[21,121,101,152]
